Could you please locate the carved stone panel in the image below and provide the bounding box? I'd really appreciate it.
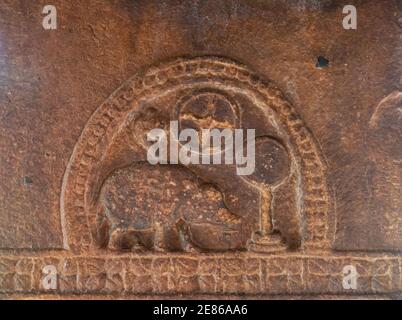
[60,57,332,256]
[0,0,401,299]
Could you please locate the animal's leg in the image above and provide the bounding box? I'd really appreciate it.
[175,219,200,253]
[108,228,154,252]
[96,206,111,248]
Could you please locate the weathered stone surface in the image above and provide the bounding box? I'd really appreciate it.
[0,0,401,299]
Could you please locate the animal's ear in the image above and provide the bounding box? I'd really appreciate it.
[248,136,290,187]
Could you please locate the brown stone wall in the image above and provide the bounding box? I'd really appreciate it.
[0,0,401,298]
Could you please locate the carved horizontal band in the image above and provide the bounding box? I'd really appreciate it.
[0,254,401,295]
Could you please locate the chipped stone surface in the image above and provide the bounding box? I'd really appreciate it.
[0,0,401,299]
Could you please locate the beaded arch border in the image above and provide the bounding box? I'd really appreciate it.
[60,57,332,253]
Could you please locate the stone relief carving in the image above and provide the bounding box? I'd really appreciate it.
[59,57,332,254]
[3,57,401,298]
